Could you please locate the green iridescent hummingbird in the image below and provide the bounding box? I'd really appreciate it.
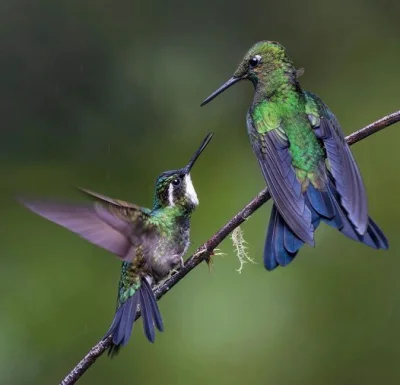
[201,41,388,270]
[19,133,213,355]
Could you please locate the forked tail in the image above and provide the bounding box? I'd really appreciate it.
[106,278,164,357]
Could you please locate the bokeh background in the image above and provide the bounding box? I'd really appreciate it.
[2,0,400,384]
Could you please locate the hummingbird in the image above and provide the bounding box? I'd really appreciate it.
[19,133,213,355]
[201,41,388,270]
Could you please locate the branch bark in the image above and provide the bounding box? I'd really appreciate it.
[60,109,400,385]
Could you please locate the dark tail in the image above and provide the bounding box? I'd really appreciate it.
[264,174,388,271]
[105,278,164,357]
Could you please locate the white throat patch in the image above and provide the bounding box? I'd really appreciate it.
[168,183,175,207]
[184,174,199,206]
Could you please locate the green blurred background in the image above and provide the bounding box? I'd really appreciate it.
[2,0,400,384]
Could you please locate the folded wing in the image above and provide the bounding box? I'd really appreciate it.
[305,92,368,235]
[247,111,314,245]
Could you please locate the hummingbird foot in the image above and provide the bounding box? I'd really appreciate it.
[205,248,226,269]
[159,264,182,285]
[169,268,180,276]
[193,246,213,264]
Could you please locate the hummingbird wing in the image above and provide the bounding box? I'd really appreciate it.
[247,111,314,246]
[77,188,161,261]
[77,188,144,211]
[304,91,368,235]
[19,196,156,261]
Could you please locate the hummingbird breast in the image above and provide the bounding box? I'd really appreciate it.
[148,216,191,281]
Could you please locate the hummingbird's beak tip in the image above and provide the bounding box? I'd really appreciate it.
[200,95,214,107]
[200,76,242,107]
[185,132,214,172]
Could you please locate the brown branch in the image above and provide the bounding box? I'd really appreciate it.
[346,110,400,145]
[60,109,400,385]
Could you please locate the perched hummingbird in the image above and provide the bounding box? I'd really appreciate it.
[201,41,388,270]
[19,133,213,355]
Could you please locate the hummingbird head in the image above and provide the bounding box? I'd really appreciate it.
[201,41,297,106]
[152,133,213,211]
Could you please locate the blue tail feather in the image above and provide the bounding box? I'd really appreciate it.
[307,184,335,219]
[264,174,388,271]
[284,220,304,254]
[106,292,139,357]
[116,293,136,345]
[275,216,294,267]
[264,206,279,271]
[264,206,303,270]
[142,278,164,332]
[106,277,163,357]
[139,289,155,343]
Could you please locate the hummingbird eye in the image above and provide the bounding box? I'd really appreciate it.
[249,55,261,68]
[172,178,181,186]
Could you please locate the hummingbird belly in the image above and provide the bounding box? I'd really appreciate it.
[149,227,190,281]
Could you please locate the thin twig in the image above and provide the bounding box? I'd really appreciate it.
[60,109,400,385]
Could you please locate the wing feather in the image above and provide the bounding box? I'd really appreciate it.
[247,111,314,245]
[19,199,132,258]
[305,92,368,234]
[19,191,157,262]
[78,188,144,212]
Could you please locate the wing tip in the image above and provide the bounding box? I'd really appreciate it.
[16,196,36,209]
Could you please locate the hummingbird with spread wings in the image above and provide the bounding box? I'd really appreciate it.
[201,41,387,270]
[20,133,213,355]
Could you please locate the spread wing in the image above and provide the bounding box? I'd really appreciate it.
[305,92,368,235]
[247,111,314,245]
[19,190,157,262]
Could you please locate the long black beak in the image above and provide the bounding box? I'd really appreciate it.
[200,76,242,106]
[185,132,214,172]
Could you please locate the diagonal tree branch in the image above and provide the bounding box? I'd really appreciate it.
[60,109,400,385]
